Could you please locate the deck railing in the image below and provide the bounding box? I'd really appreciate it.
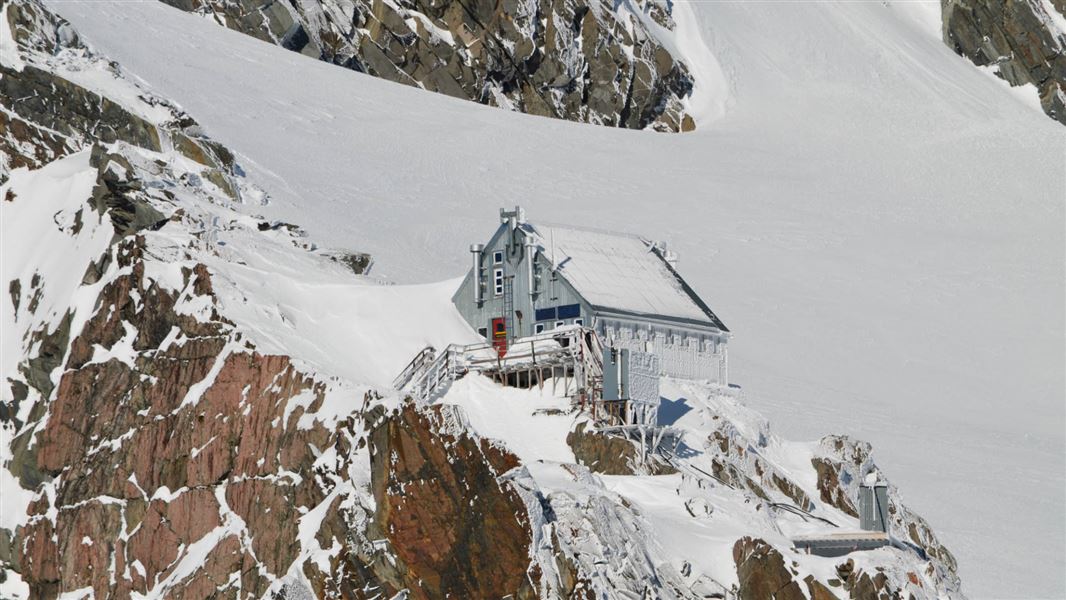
[393,327,604,404]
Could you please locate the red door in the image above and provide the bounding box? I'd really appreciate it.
[491,317,507,358]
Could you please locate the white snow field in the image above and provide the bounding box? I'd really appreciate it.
[46,1,1064,597]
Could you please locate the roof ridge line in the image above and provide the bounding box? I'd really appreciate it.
[529,220,651,243]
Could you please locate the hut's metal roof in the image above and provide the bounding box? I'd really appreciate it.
[526,223,727,331]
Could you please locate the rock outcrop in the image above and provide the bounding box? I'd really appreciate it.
[157,0,696,131]
[566,421,675,475]
[367,403,535,599]
[1,0,241,186]
[942,0,1066,124]
[705,414,814,511]
[15,234,349,597]
[733,537,809,600]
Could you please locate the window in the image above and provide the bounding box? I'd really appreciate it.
[493,268,504,296]
[535,307,557,321]
[554,320,565,329]
[557,304,580,319]
[478,327,488,339]
[534,323,545,334]
[573,318,583,327]
[493,251,504,265]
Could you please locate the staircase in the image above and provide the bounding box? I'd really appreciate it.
[392,345,437,391]
[392,345,465,404]
[393,327,605,405]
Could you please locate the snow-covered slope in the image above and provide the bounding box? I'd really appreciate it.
[41,1,1065,597]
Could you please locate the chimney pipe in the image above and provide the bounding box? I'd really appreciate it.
[524,237,536,299]
[470,243,484,305]
[499,206,525,231]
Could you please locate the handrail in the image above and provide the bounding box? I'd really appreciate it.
[392,345,436,390]
[767,503,838,527]
[393,326,606,405]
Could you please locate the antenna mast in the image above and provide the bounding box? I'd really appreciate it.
[550,229,557,300]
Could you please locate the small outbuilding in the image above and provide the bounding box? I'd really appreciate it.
[793,479,892,557]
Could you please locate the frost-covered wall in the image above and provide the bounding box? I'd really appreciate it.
[599,316,728,384]
[627,349,660,425]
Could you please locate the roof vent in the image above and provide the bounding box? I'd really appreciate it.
[652,241,678,267]
[500,206,526,228]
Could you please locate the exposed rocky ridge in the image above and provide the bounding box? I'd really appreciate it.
[156,0,697,131]
[0,0,242,185]
[942,0,1066,124]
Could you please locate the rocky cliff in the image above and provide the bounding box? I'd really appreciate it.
[942,0,1066,124]
[155,0,696,131]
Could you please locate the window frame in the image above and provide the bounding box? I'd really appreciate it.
[492,250,504,265]
[493,268,504,296]
[534,323,545,334]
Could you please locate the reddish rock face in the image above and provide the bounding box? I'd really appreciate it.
[810,457,859,517]
[368,404,535,600]
[17,247,354,598]
[733,537,808,600]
